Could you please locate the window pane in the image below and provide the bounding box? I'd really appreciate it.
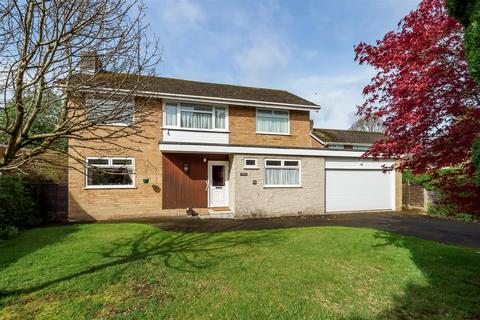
[181,111,212,129]
[215,107,226,129]
[265,168,299,186]
[87,167,133,186]
[180,103,212,112]
[86,99,134,125]
[245,159,256,166]
[273,110,288,117]
[257,109,272,116]
[212,165,225,187]
[88,158,109,165]
[284,160,299,167]
[257,115,288,133]
[265,160,281,166]
[165,104,177,126]
[353,146,369,151]
[112,159,133,166]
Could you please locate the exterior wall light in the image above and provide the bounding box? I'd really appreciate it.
[183,163,189,174]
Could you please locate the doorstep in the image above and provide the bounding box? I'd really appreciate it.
[200,207,235,219]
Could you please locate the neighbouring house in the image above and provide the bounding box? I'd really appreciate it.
[67,56,402,221]
[310,128,384,151]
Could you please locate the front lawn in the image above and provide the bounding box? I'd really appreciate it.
[1,224,479,319]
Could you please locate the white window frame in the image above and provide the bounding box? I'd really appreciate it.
[85,157,136,189]
[264,159,301,188]
[256,108,290,135]
[243,158,258,169]
[162,101,229,132]
[328,144,344,150]
[353,145,370,151]
[86,99,135,126]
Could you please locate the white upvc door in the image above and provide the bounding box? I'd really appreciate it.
[208,161,229,207]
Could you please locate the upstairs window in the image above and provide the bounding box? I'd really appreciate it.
[86,99,134,126]
[85,157,135,188]
[328,144,344,150]
[164,102,227,130]
[264,159,300,187]
[353,145,370,151]
[256,109,289,134]
[165,103,177,126]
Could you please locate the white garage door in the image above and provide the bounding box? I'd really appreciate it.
[325,159,395,212]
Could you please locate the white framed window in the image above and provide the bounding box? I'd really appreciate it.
[86,99,134,126]
[353,145,370,151]
[85,157,135,188]
[244,158,258,169]
[264,159,301,187]
[163,102,228,131]
[256,109,289,134]
[328,144,344,150]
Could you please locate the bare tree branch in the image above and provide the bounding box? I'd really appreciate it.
[0,0,161,174]
[349,115,385,132]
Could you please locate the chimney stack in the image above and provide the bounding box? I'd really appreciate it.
[79,51,102,74]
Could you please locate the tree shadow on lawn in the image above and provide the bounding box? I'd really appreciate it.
[0,226,280,299]
[369,231,480,320]
[0,225,80,273]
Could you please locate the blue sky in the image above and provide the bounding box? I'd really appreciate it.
[143,0,419,129]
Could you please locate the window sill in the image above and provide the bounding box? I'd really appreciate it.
[243,167,259,170]
[263,185,302,189]
[96,122,134,127]
[163,127,230,133]
[84,186,137,190]
[256,132,290,136]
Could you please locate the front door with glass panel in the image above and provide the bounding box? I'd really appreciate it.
[208,161,229,207]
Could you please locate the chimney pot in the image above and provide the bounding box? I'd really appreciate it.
[80,52,102,74]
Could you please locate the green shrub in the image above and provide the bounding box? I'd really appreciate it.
[427,203,456,217]
[0,225,19,239]
[0,175,39,239]
[455,213,475,222]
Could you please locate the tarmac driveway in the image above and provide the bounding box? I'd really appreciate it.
[138,211,480,249]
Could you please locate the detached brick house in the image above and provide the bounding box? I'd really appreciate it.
[68,65,401,221]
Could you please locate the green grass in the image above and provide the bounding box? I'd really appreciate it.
[1,224,479,319]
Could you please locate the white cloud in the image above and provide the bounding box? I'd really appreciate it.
[158,0,204,33]
[288,68,375,129]
[235,38,289,74]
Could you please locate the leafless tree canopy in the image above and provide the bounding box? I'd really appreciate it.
[349,115,384,133]
[0,0,160,173]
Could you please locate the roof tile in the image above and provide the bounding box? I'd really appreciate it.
[312,128,384,144]
[74,73,317,107]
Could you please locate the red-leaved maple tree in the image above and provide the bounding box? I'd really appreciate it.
[355,0,480,214]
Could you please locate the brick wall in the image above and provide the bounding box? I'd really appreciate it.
[68,97,171,221]
[230,154,325,217]
[310,136,325,148]
[229,106,311,147]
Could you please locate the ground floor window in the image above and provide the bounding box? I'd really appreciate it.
[85,157,135,188]
[264,159,300,187]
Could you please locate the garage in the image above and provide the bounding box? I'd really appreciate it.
[325,158,396,212]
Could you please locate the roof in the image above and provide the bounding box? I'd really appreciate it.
[311,128,384,145]
[72,73,318,107]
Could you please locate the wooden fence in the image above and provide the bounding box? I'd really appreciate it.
[402,182,437,212]
[33,183,68,222]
